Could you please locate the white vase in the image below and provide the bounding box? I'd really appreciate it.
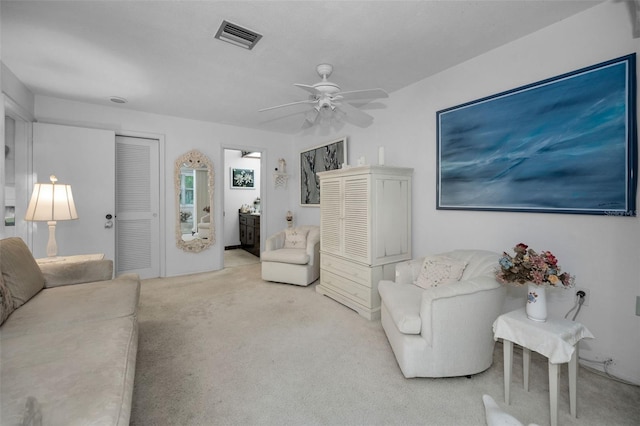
[526,283,547,322]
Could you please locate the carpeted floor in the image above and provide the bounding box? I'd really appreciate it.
[224,248,260,268]
[131,262,640,426]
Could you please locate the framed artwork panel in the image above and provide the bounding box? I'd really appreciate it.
[230,168,255,189]
[437,54,637,216]
[300,137,347,206]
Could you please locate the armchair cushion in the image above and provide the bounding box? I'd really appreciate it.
[415,255,467,289]
[261,248,310,265]
[0,238,45,309]
[283,228,308,249]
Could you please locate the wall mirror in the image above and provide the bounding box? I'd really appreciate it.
[175,150,214,252]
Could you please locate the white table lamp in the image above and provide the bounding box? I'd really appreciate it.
[25,175,78,257]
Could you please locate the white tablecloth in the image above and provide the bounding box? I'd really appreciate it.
[493,308,594,364]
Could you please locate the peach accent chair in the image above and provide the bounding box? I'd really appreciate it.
[261,225,320,286]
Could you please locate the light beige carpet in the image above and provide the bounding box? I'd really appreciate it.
[224,248,260,268]
[131,263,640,425]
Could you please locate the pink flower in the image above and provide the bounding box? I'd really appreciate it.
[515,243,528,253]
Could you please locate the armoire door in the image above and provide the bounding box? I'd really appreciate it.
[32,122,116,259]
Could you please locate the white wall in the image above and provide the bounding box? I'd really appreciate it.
[224,149,261,247]
[294,1,640,383]
[1,63,35,116]
[34,95,293,277]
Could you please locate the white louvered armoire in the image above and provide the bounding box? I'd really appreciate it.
[316,165,413,320]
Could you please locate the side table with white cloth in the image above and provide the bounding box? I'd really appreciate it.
[493,308,594,426]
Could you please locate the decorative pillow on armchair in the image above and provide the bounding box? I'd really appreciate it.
[415,255,468,289]
[284,228,309,249]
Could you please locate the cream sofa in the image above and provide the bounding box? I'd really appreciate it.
[0,237,140,426]
[261,225,320,286]
[378,249,506,378]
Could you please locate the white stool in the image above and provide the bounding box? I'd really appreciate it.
[493,308,594,426]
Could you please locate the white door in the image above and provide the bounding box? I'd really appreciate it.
[115,136,160,278]
[32,123,116,259]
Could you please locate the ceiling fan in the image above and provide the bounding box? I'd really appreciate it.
[259,63,388,128]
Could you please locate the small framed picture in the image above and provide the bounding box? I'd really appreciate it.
[231,168,255,189]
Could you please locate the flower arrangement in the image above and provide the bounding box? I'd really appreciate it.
[203,206,210,213]
[496,243,575,288]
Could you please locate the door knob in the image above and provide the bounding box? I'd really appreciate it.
[105,213,114,228]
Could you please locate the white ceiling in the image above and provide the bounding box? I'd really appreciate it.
[1,1,603,135]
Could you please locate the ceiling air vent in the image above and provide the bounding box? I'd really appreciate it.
[215,20,262,50]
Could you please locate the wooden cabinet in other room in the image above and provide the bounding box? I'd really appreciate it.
[239,212,260,257]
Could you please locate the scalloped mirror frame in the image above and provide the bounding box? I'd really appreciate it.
[175,150,215,252]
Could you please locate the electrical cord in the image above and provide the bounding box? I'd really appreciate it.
[578,356,640,387]
[563,291,640,387]
[564,292,585,320]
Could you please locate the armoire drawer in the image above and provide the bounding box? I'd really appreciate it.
[321,254,372,288]
[320,269,372,306]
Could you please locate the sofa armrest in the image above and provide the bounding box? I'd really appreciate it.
[40,259,114,288]
[264,231,286,252]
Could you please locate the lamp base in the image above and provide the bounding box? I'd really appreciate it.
[46,221,58,257]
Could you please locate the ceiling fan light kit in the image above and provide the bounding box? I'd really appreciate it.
[260,64,388,128]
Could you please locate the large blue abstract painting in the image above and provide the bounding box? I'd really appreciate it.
[437,54,637,216]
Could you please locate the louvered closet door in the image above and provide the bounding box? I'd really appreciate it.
[343,175,370,264]
[115,136,160,278]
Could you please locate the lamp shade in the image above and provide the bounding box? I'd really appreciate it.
[25,178,78,222]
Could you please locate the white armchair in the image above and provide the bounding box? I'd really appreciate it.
[261,225,320,286]
[197,214,211,236]
[378,249,506,378]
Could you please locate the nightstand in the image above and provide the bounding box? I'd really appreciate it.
[493,308,594,426]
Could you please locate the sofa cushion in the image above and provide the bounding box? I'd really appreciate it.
[0,237,45,309]
[378,281,423,334]
[0,274,140,338]
[0,315,138,426]
[0,273,15,325]
[415,255,467,289]
[261,248,310,265]
[283,228,308,249]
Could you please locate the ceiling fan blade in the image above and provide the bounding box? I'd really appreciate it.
[301,110,320,129]
[259,99,315,112]
[335,103,374,127]
[294,84,321,96]
[337,88,388,102]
